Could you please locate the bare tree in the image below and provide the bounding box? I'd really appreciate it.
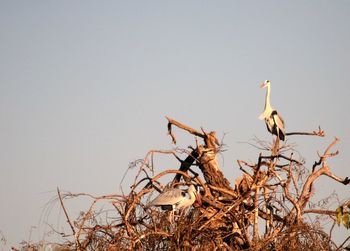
[16,117,350,251]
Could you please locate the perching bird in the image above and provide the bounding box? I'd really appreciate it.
[259,80,286,141]
[148,184,200,211]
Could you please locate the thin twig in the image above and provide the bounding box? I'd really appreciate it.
[57,187,75,236]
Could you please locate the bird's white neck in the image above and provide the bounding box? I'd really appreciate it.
[259,83,272,120]
[184,187,196,208]
[188,189,196,203]
[264,84,272,111]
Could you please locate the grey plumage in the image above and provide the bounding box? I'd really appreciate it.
[148,184,198,211]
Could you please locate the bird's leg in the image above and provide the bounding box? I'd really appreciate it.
[179,206,190,218]
[275,136,280,153]
[184,206,192,216]
[271,133,280,156]
[168,210,175,225]
[271,137,276,156]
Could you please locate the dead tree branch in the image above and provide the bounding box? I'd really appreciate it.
[21,119,349,251]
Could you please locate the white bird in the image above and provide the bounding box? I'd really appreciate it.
[148,184,200,211]
[259,80,286,141]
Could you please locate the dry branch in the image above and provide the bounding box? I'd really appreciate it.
[57,187,75,237]
[286,126,325,137]
[18,119,350,251]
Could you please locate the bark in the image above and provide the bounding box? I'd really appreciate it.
[167,116,234,196]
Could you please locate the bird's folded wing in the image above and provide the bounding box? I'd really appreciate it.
[149,189,184,206]
[273,112,285,133]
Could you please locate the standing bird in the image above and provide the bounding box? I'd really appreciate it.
[148,184,200,212]
[259,80,286,141]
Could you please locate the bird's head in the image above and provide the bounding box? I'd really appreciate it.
[260,80,270,88]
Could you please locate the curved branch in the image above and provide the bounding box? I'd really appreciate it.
[166,116,205,138]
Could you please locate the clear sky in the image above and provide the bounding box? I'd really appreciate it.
[1,1,349,247]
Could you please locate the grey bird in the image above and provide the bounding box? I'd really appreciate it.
[259,80,286,141]
[148,184,200,211]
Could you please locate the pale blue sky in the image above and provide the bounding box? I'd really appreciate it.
[0,1,349,247]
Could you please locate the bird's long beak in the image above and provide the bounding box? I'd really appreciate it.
[195,192,202,206]
[260,82,266,88]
